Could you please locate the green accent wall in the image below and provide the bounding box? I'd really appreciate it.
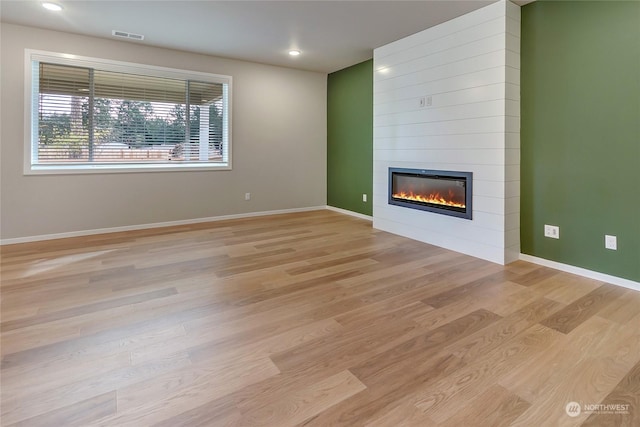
[327,59,373,216]
[521,1,640,281]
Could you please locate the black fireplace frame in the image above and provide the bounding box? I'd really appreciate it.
[388,168,473,220]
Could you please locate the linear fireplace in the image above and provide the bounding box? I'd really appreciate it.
[389,168,472,220]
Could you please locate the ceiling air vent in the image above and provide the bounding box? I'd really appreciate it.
[112,30,144,41]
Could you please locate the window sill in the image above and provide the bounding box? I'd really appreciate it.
[25,162,232,175]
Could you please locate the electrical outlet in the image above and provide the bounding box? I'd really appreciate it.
[244,192,251,201]
[605,235,617,250]
[419,96,432,108]
[362,194,367,202]
[544,224,560,239]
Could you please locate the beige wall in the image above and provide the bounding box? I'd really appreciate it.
[0,24,327,240]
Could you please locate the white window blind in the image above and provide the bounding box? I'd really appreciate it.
[27,51,231,173]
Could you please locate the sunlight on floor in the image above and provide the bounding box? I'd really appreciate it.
[19,249,116,278]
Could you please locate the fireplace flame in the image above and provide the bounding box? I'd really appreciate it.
[392,191,465,208]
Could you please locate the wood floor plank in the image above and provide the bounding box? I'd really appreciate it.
[509,266,560,287]
[237,370,366,426]
[1,210,637,426]
[153,401,242,427]
[412,280,522,331]
[1,323,187,385]
[333,300,432,330]
[187,318,344,365]
[581,357,640,427]
[1,350,131,400]
[413,324,564,423]
[1,287,177,332]
[509,316,640,426]
[269,310,420,377]
[223,268,366,307]
[498,315,619,404]
[2,352,191,425]
[421,270,520,309]
[350,309,501,384]
[540,283,627,334]
[448,297,563,364]
[99,354,280,426]
[0,297,229,366]
[7,391,117,427]
[436,384,530,427]
[526,271,603,305]
[479,284,547,317]
[596,289,640,324]
[303,353,465,426]
[364,399,438,427]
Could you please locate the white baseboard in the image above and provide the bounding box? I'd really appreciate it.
[325,205,373,221]
[520,254,640,292]
[0,206,326,245]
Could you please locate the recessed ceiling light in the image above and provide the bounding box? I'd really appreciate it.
[288,50,301,57]
[42,2,63,11]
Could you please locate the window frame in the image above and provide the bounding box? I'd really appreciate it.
[24,49,233,175]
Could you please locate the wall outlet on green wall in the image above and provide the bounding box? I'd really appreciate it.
[544,225,559,239]
[605,235,617,250]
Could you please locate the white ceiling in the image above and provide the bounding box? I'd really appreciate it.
[0,0,527,73]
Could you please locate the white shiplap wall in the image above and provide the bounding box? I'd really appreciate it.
[372,0,521,264]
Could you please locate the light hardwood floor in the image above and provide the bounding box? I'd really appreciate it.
[1,210,639,426]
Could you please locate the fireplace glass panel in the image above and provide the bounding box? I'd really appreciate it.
[388,168,472,219]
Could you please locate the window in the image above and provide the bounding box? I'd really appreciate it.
[25,50,231,174]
